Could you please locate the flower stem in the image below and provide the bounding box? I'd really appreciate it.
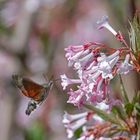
[116,31,129,48]
[119,75,130,104]
[84,103,122,125]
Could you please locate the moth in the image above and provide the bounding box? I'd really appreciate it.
[12,75,53,115]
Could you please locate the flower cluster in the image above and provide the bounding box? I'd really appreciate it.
[62,105,136,140]
[61,16,138,140]
[61,43,133,106]
[62,102,109,139]
[60,16,134,107]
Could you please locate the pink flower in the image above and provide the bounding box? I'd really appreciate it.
[62,45,122,105]
[98,137,112,140]
[78,122,112,140]
[77,134,94,140]
[62,44,123,105]
[86,77,108,103]
[97,16,127,43]
[62,103,110,139]
[60,74,81,90]
[62,27,134,106]
[67,88,86,107]
[74,52,94,70]
[62,111,93,139]
[63,112,88,124]
[61,16,136,140]
[65,45,87,53]
[97,51,120,79]
[65,44,91,67]
[97,16,117,36]
[117,54,133,74]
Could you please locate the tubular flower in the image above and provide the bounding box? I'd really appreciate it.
[97,16,117,36]
[117,54,133,74]
[77,122,112,140]
[60,74,82,90]
[61,42,133,106]
[62,111,94,139]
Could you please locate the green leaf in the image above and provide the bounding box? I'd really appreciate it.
[40,33,49,51]
[111,105,126,121]
[0,20,13,35]
[119,75,129,104]
[132,90,140,104]
[74,127,82,138]
[129,14,140,54]
[125,103,134,116]
[25,121,46,140]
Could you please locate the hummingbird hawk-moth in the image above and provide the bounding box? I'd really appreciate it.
[12,75,53,115]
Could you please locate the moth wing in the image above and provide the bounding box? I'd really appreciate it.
[12,75,44,101]
[22,78,44,101]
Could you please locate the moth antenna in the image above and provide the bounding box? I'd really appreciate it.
[53,78,61,82]
[43,74,60,83]
[43,74,54,83]
[49,75,54,81]
[43,74,48,82]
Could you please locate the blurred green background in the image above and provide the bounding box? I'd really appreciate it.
[0,0,139,140]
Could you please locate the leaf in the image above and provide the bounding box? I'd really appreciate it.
[0,21,12,35]
[125,103,134,116]
[129,20,136,53]
[129,14,140,54]
[119,75,129,105]
[132,90,140,104]
[40,33,49,51]
[111,105,126,121]
[74,127,83,138]
[25,121,46,140]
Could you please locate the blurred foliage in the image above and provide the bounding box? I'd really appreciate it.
[129,14,140,53]
[108,0,126,23]
[40,33,49,51]
[25,121,46,140]
[0,21,11,35]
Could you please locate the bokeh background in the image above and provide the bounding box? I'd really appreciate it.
[0,0,140,140]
